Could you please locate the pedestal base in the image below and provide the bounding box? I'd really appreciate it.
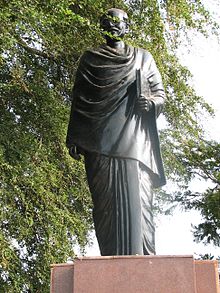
[50,255,220,293]
[195,260,220,293]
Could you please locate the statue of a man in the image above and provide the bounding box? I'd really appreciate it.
[66,8,166,256]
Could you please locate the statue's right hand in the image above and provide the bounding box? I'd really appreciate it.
[137,94,153,112]
[69,145,81,160]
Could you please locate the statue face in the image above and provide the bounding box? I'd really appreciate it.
[100,9,128,39]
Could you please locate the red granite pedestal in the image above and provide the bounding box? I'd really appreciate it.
[51,256,211,293]
[195,260,220,293]
[50,255,220,293]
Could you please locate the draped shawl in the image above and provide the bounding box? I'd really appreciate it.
[66,44,166,188]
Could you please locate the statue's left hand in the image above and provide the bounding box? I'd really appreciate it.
[137,94,153,112]
[69,145,81,160]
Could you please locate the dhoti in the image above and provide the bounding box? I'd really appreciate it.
[85,152,155,256]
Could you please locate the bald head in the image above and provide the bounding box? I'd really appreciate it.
[107,8,128,20]
[100,8,129,41]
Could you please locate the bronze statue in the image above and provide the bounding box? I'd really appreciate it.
[66,8,166,256]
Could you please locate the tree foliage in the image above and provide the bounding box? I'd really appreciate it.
[0,0,219,291]
[175,140,220,247]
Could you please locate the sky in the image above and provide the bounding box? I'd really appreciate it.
[83,4,220,258]
[154,22,220,258]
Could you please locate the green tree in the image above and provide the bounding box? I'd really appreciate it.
[0,0,219,291]
[175,140,220,247]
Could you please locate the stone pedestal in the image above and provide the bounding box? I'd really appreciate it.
[51,263,74,293]
[51,256,201,293]
[50,255,220,293]
[195,260,220,293]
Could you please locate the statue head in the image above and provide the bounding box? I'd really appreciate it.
[100,8,129,40]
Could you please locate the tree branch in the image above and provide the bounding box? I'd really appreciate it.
[16,36,56,61]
